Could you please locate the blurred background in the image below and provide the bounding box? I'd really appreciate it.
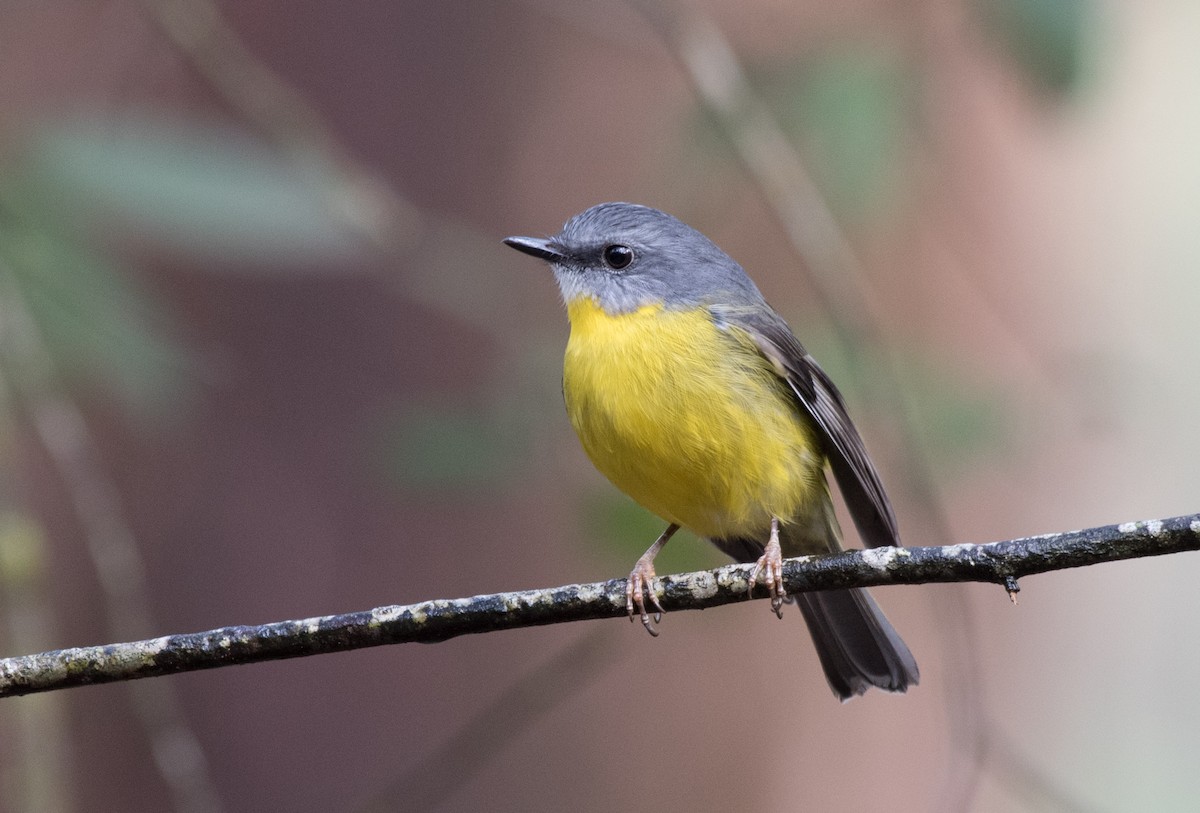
[0,1,1198,811]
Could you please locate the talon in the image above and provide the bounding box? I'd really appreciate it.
[641,611,660,637]
[625,524,678,637]
[749,518,788,616]
[627,556,664,636]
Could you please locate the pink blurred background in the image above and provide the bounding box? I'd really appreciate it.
[1,2,1199,811]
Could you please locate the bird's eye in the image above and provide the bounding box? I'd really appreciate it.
[602,244,634,270]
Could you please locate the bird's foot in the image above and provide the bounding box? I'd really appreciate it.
[626,555,665,636]
[748,519,787,618]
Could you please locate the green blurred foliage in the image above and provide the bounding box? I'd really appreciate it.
[0,114,371,414]
[20,115,362,268]
[689,44,916,226]
[0,511,45,588]
[764,46,916,224]
[897,356,1012,468]
[582,491,721,573]
[973,0,1092,96]
[0,197,187,412]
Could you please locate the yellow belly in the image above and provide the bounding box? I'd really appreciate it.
[563,297,827,541]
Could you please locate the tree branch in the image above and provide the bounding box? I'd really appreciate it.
[1,513,1197,699]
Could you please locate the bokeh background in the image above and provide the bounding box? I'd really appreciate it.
[1,1,1199,811]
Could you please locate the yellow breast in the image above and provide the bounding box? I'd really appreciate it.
[562,297,826,540]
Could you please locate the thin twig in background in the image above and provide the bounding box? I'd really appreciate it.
[138,0,543,339]
[2,513,1197,700]
[0,256,224,813]
[137,0,425,254]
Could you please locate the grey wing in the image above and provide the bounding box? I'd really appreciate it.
[713,304,900,550]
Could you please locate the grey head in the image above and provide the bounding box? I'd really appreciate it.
[504,202,766,314]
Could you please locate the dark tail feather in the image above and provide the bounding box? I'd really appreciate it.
[796,588,919,701]
[713,525,918,701]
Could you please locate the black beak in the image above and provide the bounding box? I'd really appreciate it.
[503,236,567,263]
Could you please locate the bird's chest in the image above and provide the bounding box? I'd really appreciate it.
[563,300,725,452]
[560,298,819,535]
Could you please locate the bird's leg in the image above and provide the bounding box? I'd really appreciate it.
[748,517,787,618]
[626,523,679,637]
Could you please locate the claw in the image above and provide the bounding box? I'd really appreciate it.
[625,524,678,637]
[748,518,787,617]
[626,557,664,636]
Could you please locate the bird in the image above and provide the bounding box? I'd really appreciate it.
[504,202,918,700]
